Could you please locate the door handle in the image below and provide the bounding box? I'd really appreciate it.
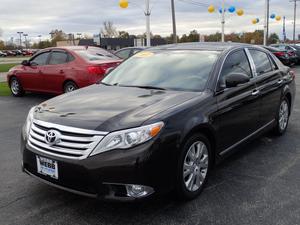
[277,79,283,84]
[60,70,64,74]
[252,89,260,96]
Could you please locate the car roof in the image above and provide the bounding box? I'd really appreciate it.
[149,42,253,52]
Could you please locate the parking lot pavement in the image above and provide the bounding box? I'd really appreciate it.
[0,67,299,225]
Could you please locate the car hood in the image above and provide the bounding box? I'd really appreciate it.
[35,84,202,132]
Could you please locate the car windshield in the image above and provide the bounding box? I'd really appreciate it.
[102,50,220,92]
[75,49,119,61]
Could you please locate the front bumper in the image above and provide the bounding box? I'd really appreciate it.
[21,132,178,201]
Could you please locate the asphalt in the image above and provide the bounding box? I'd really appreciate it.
[0,67,300,225]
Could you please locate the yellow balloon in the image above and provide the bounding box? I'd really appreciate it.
[119,0,128,9]
[236,9,244,16]
[276,15,281,21]
[252,19,257,24]
[208,5,215,13]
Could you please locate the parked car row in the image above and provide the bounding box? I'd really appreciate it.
[266,44,300,66]
[19,42,296,201]
[0,49,38,57]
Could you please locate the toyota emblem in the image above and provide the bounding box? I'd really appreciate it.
[45,130,60,146]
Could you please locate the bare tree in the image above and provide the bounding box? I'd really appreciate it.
[101,21,118,38]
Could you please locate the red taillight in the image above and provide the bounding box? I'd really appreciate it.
[274,52,285,57]
[288,51,295,56]
[88,66,105,75]
[88,63,119,75]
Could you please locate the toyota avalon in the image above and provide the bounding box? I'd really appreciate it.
[21,43,295,201]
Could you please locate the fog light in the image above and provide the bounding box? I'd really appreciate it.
[126,184,154,198]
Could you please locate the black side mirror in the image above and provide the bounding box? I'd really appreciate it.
[225,73,250,88]
[21,60,29,66]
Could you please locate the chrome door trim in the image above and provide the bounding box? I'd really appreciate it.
[219,119,275,156]
[245,48,257,77]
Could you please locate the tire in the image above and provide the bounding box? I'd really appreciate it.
[63,81,78,93]
[10,77,24,97]
[175,133,212,200]
[273,97,290,135]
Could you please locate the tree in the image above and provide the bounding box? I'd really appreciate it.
[268,33,279,44]
[101,21,118,38]
[0,40,5,49]
[118,31,130,39]
[49,29,68,46]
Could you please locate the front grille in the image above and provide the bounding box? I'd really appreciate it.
[28,119,108,160]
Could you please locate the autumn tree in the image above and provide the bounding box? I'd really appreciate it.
[101,21,118,38]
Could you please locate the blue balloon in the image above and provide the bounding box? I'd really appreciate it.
[256,18,260,23]
[228,6,236,13]
[270,13,276,19]
[219,7,227,14]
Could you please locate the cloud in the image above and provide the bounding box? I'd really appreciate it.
[0,0,298,41]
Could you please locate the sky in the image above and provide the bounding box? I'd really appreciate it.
[0,0,299,42]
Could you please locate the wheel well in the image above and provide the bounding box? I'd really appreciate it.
[183,126,216,165]
[285,92,292,115]
[8,76,17,86]
[62,80,77,90]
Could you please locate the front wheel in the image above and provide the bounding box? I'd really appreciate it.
[176,133,211,200]
[273,97,290,135]
[10,77,24,97]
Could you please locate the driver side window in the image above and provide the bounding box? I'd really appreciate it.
[219,50,252,87]
[30,52,50,66]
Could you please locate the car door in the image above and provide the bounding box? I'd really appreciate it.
[43,50,71,93]
[18,51,50,91]
[214,49,261,154]
[248,49,283,126]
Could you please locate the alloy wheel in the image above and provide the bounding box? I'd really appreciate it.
[183,141,209,192]
[279,100,289,131]
[11,79,20,95]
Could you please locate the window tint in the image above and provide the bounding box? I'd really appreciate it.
[49,52,68,65]
[30,52,50,66]
[269,55,278,70]
[219,50,252,84]
[115,49,131,59]
[249,50,273,75]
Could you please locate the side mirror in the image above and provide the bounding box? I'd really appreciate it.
[21,60,29,66]
[225,73,250,88]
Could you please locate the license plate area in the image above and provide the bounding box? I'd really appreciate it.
[36,156,58,179]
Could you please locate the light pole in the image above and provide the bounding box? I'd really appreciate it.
[23,34,28,48]
[77,33,82,39]
[145,0,151,47]
[221,0,225,42]
[17,31,23,49]
[171,0,177,43]
[264,0,270,46]
[119,0,151,47]
[290,0,299,45]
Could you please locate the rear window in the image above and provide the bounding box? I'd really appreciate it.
[74,48,119,61]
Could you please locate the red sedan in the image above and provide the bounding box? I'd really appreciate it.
[7,46,122,97]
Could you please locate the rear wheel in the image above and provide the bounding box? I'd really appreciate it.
[273,97,290,135]
[10,77,24,97]
[63,81,78,93]
[176,133,211,200]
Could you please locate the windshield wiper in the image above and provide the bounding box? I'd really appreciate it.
[118,85,166,90]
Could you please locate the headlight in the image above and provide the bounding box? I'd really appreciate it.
[23,106,36,138]
[90,122,164,156]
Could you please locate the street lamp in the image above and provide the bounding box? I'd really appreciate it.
[77,33,82,39]
[119,0,151,47]
[17,31,23,49]
[23,34,28,48]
